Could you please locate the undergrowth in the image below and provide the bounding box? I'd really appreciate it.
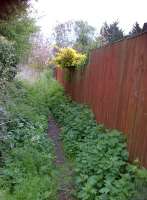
[0,70,147,200]
[48,76,147,199]
[0,71,59,200]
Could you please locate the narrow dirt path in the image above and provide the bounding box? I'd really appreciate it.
[48,116,74,200]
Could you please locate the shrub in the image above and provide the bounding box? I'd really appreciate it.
[0,37,17,87]
[54,48,87,69]
[0,107,8,139]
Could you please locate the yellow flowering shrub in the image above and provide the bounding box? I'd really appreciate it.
[54,48,87,69]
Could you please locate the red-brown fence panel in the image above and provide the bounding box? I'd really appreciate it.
[56,32,147,168]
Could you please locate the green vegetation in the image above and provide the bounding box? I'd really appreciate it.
[0,1,146,199]
[129,22,142,36]
[47,78,147,200]
[55,48,87,69]
[0,0,30,20]
[0,14,38,62]
[73,20,96,53]
[0,72,59,200]
[0,69,147,199]
[0,37,17,88]
[53,20,125,53]
[100,21,124,43]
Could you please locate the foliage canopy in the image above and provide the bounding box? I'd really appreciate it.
[54,48,87,69]
[0,37,17,88]
[0,0,30,20]
[129,22,142,36]
[53,20,96,53]
[100,21,124,43]
[73,20,95,53]
[0,14,38,62]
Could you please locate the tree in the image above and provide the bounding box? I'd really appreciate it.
[53,21,74,48]
[100,21,124,44]
[0,14,38,62]
[53,20,96,53]
[93,35,106,48]
[0,0,30,20]
[129,22,142,36]
[28,33,51,70]
[73,20,95,53]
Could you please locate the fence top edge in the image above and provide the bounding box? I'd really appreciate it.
[90,31,147,53]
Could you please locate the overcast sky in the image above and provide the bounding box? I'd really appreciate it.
[32,0,147,37]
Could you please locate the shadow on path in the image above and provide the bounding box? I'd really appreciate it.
[48,116,74,200]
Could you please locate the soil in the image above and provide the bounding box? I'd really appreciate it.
[48,116,74,200]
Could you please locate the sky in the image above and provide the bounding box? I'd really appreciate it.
[32,0,147,37]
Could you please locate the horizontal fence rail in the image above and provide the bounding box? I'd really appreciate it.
[56,33,147,168]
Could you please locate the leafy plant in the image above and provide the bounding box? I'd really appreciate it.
[54,48,87,70]
[0,71,58,199]
[52,20,96,53]
[0,14,38,62]
[0,37,17,87]
[100,21,124,44]
[47,79,147,200]
[1,69,147,200]
[73,20,96,53]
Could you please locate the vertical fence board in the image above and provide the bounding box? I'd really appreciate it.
[56,33,147,168]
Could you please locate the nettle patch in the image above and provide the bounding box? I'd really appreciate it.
[75,132,135,200]
[50,85,147,200]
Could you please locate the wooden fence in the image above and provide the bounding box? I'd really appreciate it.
[56,32,147,168]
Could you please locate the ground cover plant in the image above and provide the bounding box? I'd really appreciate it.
[0,71,58,200]
[48,79,147,200]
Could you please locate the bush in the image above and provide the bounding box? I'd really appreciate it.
[0,37,17,87]
[54,48,87,69]
[0,107,8,139]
